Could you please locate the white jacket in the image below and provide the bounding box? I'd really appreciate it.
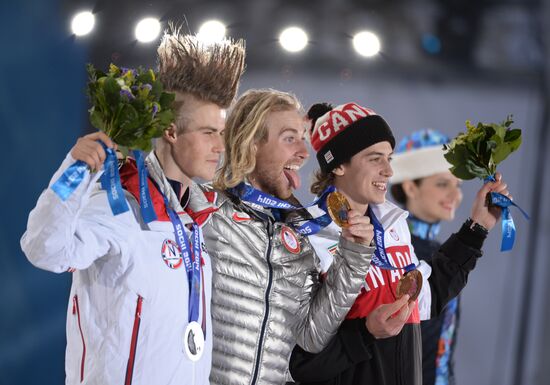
[308,200,433,320]
[21,152,215,385]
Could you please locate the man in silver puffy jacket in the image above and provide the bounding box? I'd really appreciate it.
[201,89,376,385]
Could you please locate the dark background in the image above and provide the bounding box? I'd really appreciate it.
[1,0,548,384]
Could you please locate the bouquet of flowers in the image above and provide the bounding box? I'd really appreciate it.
[86,63,175,154]
[443,116,522,180]
[443,116,528,251]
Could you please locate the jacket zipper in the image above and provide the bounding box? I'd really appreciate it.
[250,221,274,385]
[125,296,143,385]
[72,295,86,383]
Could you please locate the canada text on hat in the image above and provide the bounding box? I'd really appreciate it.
[310,102,395,173]
[311,103,376,151]
[390,129,451,184]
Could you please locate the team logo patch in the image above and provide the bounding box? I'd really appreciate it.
[324,150,334,164]
[161,239,183,269]
[389,228,399,241]
[281,226,300,254]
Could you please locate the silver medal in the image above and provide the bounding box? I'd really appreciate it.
[184,321,205,361]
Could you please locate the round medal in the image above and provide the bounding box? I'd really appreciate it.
[326,191,351,228]
[396,269,423,302]
[184,321,205,361]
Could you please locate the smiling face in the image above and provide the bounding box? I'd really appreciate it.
[332,141,394,212]
[249,108,309,199]
[403,171,463,222]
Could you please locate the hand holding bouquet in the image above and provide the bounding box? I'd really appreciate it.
[443,116,528,251]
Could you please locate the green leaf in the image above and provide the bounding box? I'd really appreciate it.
[89,108,105,131]
[103,76,121,108]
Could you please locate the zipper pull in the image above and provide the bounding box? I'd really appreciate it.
[72,296,77,315]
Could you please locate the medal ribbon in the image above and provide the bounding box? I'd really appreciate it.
[51,141,129,214]
[98,144,129,215]
[161,195,203,329]
[132,150,157,223]
[484,175,529,252]
[367,205,416,273]
[52,142,130,215]
[228,182,334,235]
[51,160,88,201]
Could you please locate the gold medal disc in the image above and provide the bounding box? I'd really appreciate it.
[326,191,351,228]
[396,269,423,302]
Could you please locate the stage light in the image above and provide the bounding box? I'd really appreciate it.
[279,27,308,53]
[422,34,442,54]
[71,11,95,36]
[135,18,161,43]
[353,31,381,57]
[197,20,226,44]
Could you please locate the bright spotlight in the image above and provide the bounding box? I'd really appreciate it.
[135,18,161,43]
[71,11,95,36]
[279,27,308,53]
[353,31,381,57]
[197,20,226,44]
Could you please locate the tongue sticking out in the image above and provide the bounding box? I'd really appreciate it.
[283,169,301,190]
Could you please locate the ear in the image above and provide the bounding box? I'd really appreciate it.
[401,180,418,199]
[163,123,178,144]
[332,164,346,177]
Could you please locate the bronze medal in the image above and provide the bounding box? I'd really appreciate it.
[396,269,423,302]
[326,191,351,228]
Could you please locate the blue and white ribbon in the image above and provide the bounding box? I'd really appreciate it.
[51,160,88,201]
[228,182,334,235]
[367,205,416,272]
[133,150,157,223]
[484,175,530,251]
[163,196,202,325]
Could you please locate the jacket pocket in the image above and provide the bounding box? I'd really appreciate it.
[72,295,86,382]
[124,295,143,385]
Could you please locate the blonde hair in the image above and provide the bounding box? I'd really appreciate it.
[215,89,302,190]
[157,26,245,109]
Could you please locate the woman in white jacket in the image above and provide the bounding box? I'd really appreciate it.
[20,32,244,385]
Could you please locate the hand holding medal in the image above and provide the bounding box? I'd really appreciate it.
[444,116,529,251]
[327,191,374,246]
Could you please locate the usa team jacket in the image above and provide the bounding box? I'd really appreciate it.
[289,200,486,385]
[21,152,217,385]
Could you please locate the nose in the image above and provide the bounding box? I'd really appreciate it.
[381,158,393,177]
[213,132,225,154]
[450,184,463,203]
[295,138,310,160]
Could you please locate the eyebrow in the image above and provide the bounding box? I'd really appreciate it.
[197,126,221,132]
[365,151,394,157]
[279,127,305,137]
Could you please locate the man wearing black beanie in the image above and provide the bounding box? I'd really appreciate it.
[289,102,511,385]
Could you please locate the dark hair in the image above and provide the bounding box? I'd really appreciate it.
[310,155,352,195]
[390,179,422,206]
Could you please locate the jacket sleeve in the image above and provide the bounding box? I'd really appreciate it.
[290,318,375,381]
[292,237,374,353]
[20,153,134,273]
[428,221,487,316]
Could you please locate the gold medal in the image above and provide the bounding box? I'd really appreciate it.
[396,269,423,302]
[326,191,351,228]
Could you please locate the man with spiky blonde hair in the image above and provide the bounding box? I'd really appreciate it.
[21,28,245,385]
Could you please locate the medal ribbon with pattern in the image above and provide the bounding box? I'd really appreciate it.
[484,175,530,251]
[228,182,334,235]
[158,191,205,339]
[367,205,416,272]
